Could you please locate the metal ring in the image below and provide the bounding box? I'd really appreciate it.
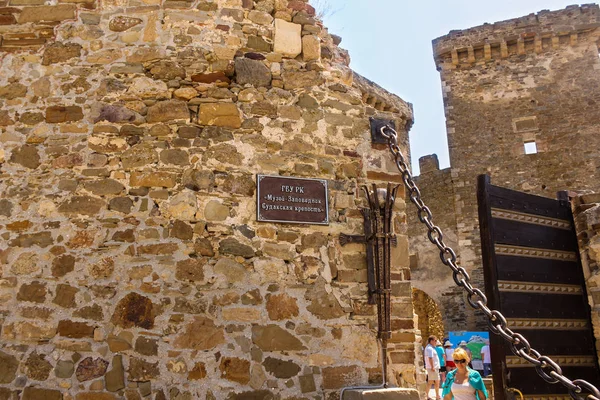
[417,208,432,223]
[457,266,470,280]
[495,323,515,343]
[395,161,408,174]
[516,348,542,367]
[452,267,470,287]
[432,237,445,253]
[509,333,533,359]
[436,237,449,252]
[428,226,443,242]
[423,218,436,232]
[405,178,417,191]
[539,356,562,375]
[409,190,421,203]
[535,366,560,384]
[549,371,579,392]
[413,197,426,209]
[462,280,475,295]
[379,125,395,140]
[404,178,416,191]
[477,302,493,318]
[535,356,562,384]
[515,348,541,367]
[509,332,531,353]
[488,320,501,335]
[395,160,408,172]
[490,310,508,329]
[441,247,458,263]
[573,380,600,400]
[379,126,390,138]
[467,288,487,309]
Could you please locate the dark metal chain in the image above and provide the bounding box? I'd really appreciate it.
[379,125,600,400]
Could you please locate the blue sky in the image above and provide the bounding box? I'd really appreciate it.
[320,1,585,174]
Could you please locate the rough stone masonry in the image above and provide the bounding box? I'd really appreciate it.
[0,0,419,399]
[572,192,600,363]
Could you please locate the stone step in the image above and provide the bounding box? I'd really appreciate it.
[342,388,421,400]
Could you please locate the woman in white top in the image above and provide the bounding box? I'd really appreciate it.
[444,341,455,371]
[441,348,488,400]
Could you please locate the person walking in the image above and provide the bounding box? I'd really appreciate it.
[459,341,473,369]
[435,339,446,384]
[444,341,455,372]
[425,335,441,400]
[480,340,491,377]
[442,347,488,400]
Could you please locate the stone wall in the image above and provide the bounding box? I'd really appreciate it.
[409,4,600,332]
[571,192,600,363]
[0,0,419,398]
[406,157,466,332]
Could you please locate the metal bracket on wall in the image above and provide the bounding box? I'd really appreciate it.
[369,117,395,144]
[338,183,399,388]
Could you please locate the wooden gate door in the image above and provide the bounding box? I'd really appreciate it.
[477,175,600,400]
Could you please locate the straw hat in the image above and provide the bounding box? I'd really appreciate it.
[444,341,452,347]
[459,340,468,346]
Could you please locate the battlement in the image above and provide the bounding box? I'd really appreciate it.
[353,71,414,128]
[433,4,600,66]
[418,154,439,174]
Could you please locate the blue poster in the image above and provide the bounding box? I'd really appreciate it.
[448,331,490,372]
[448,331,489,360]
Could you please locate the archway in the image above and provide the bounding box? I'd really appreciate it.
[412,288,444,346]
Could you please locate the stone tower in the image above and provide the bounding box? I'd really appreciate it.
[0,0,419,398]
[409,4,600,331]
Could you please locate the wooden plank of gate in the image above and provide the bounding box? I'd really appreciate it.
[477,174,507,400]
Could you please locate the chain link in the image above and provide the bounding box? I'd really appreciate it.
[379,125,600,400]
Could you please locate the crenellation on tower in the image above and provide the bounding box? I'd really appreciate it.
[418,154,439,175]
[433,4,600,67]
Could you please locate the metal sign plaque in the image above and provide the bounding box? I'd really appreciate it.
[257,175,329,225]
